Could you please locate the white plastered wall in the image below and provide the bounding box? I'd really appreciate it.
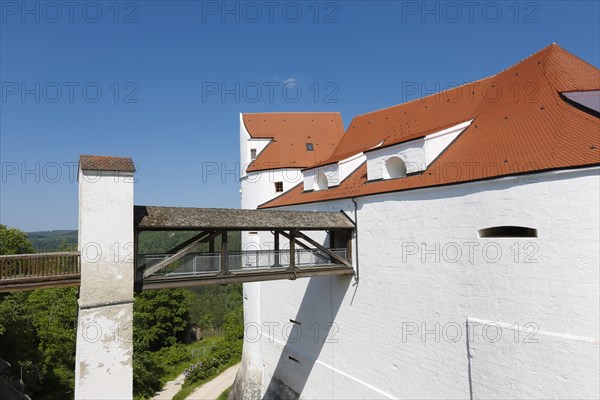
[255,167,600,399]
[75,168,134,400]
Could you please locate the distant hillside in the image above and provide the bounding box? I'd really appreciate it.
[26,230,241,253]
[27,230,78,252]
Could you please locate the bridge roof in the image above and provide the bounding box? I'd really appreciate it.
[134,205,355,231]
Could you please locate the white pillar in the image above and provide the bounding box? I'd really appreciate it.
[75,155,135,400]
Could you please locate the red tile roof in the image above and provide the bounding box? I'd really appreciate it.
[261,44,600,209]
[243,112,344,172]
[79,155,136,172]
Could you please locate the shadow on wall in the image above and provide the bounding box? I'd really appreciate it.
[263,275,353,400]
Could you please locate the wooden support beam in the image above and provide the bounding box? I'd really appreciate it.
[295,231,353,268]
[279,231,311,250]
[166,231,209,254]
[209,236,216,271]
[142,231,214,278]
[134,231,142,292]
[274,231,280,267]
[289,230,296,277]
[221,230,229,275]
[329,230,336,264]
[346,231,353,265]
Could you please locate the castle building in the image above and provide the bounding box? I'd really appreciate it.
[236,44,600,399]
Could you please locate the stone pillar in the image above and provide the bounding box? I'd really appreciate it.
[74,155,135,400]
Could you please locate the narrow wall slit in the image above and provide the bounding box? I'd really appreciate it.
[478,226,537,238]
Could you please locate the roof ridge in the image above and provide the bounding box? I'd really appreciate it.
[242,111,340,115]
[351,43,561,119]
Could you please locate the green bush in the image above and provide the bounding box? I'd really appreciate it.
[222,307,244,341]
[154,343,193,369]
[183,339,242,385]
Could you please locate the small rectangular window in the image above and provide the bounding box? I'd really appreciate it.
[275,182,283,192]
[306,143,314,151]
[250,149,257,160]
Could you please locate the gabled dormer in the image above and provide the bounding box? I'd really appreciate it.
[365,120,473,181]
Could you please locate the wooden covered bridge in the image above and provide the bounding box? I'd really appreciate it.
[0,206,354,292]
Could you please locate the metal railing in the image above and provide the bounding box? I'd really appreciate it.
[0,252,81,281]
[139,248,348,277]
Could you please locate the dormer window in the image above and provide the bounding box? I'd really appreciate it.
[365,120,473,182]
[384,156,407,179]
[315,172,328,190]
[306,143,314,151]
[250,149,257,160]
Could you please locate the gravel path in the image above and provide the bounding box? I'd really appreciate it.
[151,372,186,399]
[186,363,240,400]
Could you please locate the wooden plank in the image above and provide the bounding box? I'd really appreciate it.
[0,275,81,293]
[142,266,355,290]
[0,251,80,259]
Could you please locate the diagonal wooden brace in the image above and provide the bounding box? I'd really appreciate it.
[295,231,353,268]
[142,231,216,278]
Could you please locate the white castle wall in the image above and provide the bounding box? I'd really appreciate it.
[244,166,600,399]
[237,113,308,397]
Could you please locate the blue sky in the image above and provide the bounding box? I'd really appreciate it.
[1,0,599,231]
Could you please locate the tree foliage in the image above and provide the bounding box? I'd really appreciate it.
[132,288,194,397]
[133,289,193,352]
[0,224,35,255]
[188,284,243,331]
[26,230,77,253]
[0,228,83,397]
[0,288,78,399]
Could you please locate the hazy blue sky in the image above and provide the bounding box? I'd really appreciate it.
[1,0,599,231]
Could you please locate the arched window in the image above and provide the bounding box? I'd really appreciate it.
[315,172,329,190]
[385,156,407,179]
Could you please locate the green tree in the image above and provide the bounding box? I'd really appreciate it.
[188,284,243,332]
[0,226,77,398]
[0,224,35,255]
[222,306,244,341]
[0,225,35,348]
[26,287,78,393]
[0,288,77,399]
[132,288,193,398]
[133,289,193,352]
